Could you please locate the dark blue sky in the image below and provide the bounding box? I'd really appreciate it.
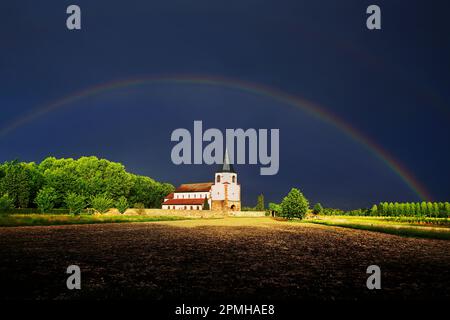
[0,0,449,209]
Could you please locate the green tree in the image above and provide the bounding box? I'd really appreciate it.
[0,161,33,208]
[90,194,114,214]
[0,193,14,213]
[433,202,440,218]
[388,202,394,216]
[203,197,210,210]
[370,204,378,216]
[405,203,411,216]
[313,203,323,215]
[116,196,129,214]
[34,187,58,213]
[445,202,450,217]
[133,202,145,215]
[426,202,433,217]
[268,202,281,215]
[256,194,265,211]
[280,188,309,219]
[65,193,86,215]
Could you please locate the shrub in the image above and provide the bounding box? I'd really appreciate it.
[34,187,58,214]
[203,197,210,210]
[370,204,378,216]
[65,193,86,215]
[133,202,145,215]
[280,188,309,219]
[90,194,114,214]
[313,203,323,215]
[255,194,265,211]
[0,193,14,213]
[268,202,282,215]
[116,196,129,214]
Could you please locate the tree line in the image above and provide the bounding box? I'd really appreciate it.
[371,202,450,218]
[0,157,174,214]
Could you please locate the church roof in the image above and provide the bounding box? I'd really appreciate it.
[175,182,213,192]
[216,148,235,173]
[163,198,205,205]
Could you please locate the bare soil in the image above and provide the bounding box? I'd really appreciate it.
[0,217,449,300]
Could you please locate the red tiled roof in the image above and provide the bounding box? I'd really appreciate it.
[163,198,205,205]
[164,192,174,199]
[175,182,213,192]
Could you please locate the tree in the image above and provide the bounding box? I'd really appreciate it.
[313,203,323,215]
[116,196,129,214]
[65,193,86,215]
[445,202,450,217]
[280,188,309,219]
[203,197,210,210]
[433,202,440,218]
[388,202,394,216]
[0,161,33,208]
[405,203,411,216]
[268,202,281,215]
[133,202,145,215]
[0,193,14,213]
[256,194,265,211]
[370,204,378,216]
[90,194,114,214]
[34,187,58,213]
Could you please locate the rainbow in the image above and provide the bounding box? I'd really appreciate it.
[0,74,433,201]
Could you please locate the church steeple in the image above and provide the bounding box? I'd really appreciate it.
[216,148,235,173]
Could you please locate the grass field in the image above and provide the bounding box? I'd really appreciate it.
[303,215,450,240]
[0,213,189,227]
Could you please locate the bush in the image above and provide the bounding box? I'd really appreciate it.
[116,196,129,214]
[313,203,323,215]
[268,202,281,214]
[90,194,114,214]
[34,187,58,214]
[255,194,265,211]
[133,202,145,215]
[280,188,309,219]
[0,193,14,213]
[65,193,86,215]
[203,197,210,210]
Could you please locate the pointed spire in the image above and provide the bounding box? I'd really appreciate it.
[217,148,235,173]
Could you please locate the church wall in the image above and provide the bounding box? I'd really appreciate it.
[211,184,225,200]
[173,192,209,200]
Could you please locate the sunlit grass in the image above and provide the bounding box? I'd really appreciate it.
[0,214,189,227]
[302,215,450,240]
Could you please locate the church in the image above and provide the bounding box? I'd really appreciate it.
[162,150,241,211]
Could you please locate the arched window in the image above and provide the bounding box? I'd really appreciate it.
[190,206,193,210]
[184,206,187,210]
[217,175,221,183]
[232,176,236,183]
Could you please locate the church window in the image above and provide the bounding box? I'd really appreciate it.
[232,176,235,183]
[217,175,221,183]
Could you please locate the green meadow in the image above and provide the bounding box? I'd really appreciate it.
[303,215,450,240]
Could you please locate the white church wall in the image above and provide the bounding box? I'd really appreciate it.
[174,192,210,200]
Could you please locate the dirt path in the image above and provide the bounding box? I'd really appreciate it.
[0,217,449,300]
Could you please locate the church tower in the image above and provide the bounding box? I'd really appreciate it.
[210,149,241,211]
